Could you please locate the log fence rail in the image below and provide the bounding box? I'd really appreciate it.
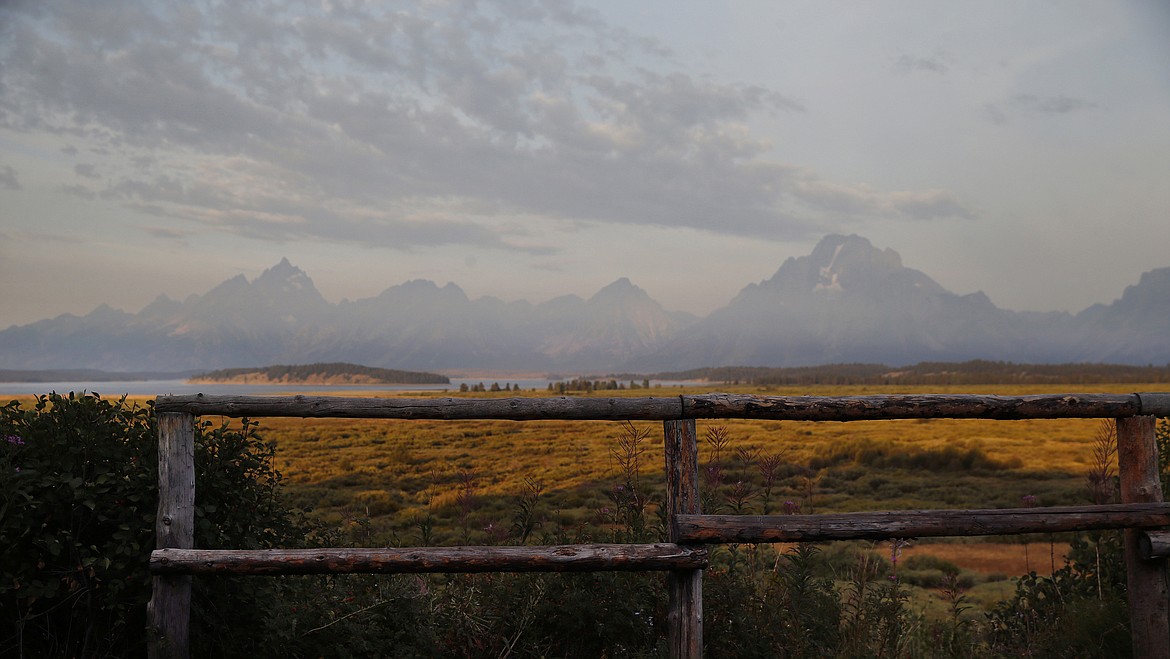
[148,392,1170,658]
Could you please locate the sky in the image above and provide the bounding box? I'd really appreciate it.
[1,0,1168,329]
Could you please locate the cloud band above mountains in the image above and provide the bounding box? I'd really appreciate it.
[1,1,974,253]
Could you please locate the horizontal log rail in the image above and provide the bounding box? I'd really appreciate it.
[150,543,708,575]
[676,503,1170,544]
[154,393,682,420]
[682,392,1170,421]
[1139,531,1170,560]
[154,391,1170,421]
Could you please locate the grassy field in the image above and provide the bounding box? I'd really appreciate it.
[208,382,1152,591]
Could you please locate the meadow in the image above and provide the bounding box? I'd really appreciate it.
[217,381,1157,615]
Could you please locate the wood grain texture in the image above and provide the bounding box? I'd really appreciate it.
[147,412,195,659]
[153,392,1170,421]
[682,392,1145,421]
[1140,531,1170,561]
[676,503,1170,544]
[1118,416,1170,659]
[150,544,707,575]
[155,393,683,420]
[1137,393,1170,417]
[663,419,702,659]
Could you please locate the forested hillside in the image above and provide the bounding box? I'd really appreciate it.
[190,362,449,384]
[648,360,1170,386]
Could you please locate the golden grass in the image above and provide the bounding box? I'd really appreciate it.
[901,540,1071,577]
[228,382,1159,544]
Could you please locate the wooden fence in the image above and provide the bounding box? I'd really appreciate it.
[148,392,1170,658]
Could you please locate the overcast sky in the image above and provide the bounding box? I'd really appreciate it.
[2,1,1168,329]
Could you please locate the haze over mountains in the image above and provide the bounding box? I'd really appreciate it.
[1,235,1167,373]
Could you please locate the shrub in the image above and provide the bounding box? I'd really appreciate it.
[1,394,158,657]
[0,393,325,658]
[1158,417,1170,495]
[808,438,1017,472]
[901,553,961,575]
[986,563,1130,657]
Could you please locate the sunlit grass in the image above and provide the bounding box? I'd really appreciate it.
[228,382,1159,546]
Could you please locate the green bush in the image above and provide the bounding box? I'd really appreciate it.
[986,560,1130,657]
[808,438,1017,472]
[0,393,325,658]
[1,393,158,657]
[1159,417,1170,495]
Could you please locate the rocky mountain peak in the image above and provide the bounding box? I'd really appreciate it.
[253,257,324,300]
[377,279,470,304]
[808,234,904,291]
[590,277,650,305]
[1121,267,1170,307]
[755,234,917,298]
[139,294,180,318]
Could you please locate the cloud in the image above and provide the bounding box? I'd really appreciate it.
[97,166,546,253]
[893,52,951,75]
[792,179,975,221]
[0,1,967,248]
[140,225,189,242]
[1012,94,1097,114]
[0,164,20,190]
[60,183,97,200]
[983,104,1009,125]
[73,163,99,179]
[985,93,1098,125]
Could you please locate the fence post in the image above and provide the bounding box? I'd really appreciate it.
[664,418,702,658]
[148,412,196,659]
[1117,415,1170,659]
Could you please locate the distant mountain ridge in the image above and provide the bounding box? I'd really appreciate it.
[0,257,693,372]
[0,236,1166,372]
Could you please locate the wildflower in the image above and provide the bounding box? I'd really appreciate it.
[889,538,911,578]
[1021,494,1038,507]
[4,435,23,446]
[783,500,801,515]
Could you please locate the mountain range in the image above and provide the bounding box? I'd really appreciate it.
[1,234,1167,373]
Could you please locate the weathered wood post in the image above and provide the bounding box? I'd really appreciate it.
[664,418,702,658]
[148,412,196,659]
[1117,414,1170,659]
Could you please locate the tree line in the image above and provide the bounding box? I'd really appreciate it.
[192,362,449,384]
[644,360,1170,386]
